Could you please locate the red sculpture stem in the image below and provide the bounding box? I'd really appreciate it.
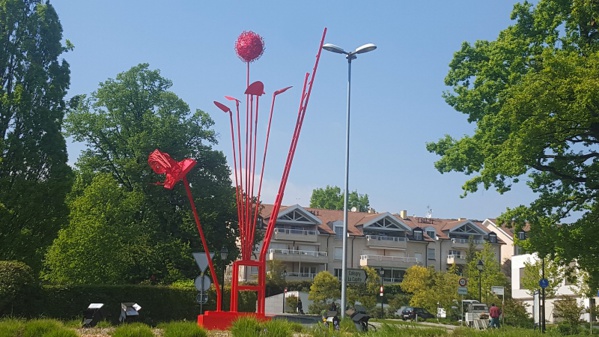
[234,100,245,254]
[248,95,261,253]
[249,91,278,253]
[228,111,244,241]
[259,27,326,261]
[183,176,222,311]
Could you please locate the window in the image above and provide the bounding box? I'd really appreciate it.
[334,247,343,260]
[300,266,317,277]
[413,228,423,241]
[427,248,436,260]
[519,267,526,289]
[488,232,497,243]
[518,231,526,240]
[334,268,342,280]
[334,223,343,239]
[426,227,436,240]
[414,253,423,263]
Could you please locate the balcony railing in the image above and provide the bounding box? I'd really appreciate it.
[273,228,318,242]
[274,228,318,236]
[268,249,328,263]
[365,235,406,242]
[359,254,420,268]
[286,271,316,279]
[451,238,485,245]
[365,234,407,249]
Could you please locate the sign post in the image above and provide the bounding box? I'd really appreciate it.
[347,268,368,284]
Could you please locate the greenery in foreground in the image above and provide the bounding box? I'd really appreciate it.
[3,316,599,337]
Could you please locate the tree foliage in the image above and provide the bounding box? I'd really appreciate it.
[309,185,370,212]
[0,0,73,274]
[519,256,563,298]
[308,271,340,314]
[43,64,237,284]
[347,267,382,311]
[465,243,508,303]
[426,0,599,289]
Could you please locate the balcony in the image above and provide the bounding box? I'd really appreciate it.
[450,237,485,249]
[285,271,317,281]
[365,235,407,249]
[359,254,421,268]
[273,228,318,243]
[446,254,467,265]
[268,249,328,263]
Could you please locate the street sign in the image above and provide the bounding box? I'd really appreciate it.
[347,268,368,283]
[192,252,215,273]
[458,286,468,295]
[458,277,468,287]
[539,278,549,289]
[491,286,505,295]
[196,293,208,305]
[194,275,211,291]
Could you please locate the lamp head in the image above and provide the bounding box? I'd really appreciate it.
[323,43,347,54]
[476,259,484,271]
[354,43,377,54]
[220,246,228,260]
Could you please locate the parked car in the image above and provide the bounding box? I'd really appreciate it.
[401,307,435,321]
[394,306,409,318]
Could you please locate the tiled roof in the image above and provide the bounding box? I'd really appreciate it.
[259,204,504,244]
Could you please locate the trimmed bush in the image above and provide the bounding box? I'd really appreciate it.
[0,261,37,315]
[160,321,207,337]
[112,322,154,337]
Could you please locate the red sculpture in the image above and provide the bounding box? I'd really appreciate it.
[150,28,327,329]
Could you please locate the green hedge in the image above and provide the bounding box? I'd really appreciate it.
[0,261,38,316]
[4,284,256,325]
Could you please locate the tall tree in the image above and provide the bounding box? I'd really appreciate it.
[426,0,599,289]
[309,185,370,212]
[0,0,73,273]
[43,64,237,284]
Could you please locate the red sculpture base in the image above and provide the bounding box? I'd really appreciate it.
[197,311,270,330]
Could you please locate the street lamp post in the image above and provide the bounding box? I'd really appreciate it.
[476,260,484,303]
[323,42,376,318]
[220,246,228,311]
[379,268,385,318]
[282,270,287,313]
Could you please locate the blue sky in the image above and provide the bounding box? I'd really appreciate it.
[51,1,537,220]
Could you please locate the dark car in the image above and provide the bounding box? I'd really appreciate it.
[401,307,435,321]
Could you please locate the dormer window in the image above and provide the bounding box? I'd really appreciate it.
[488,232,497,243]
[425,227,436,240]
[518,231,526,240]
[413,228,423,241]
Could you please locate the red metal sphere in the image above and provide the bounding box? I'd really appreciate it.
[235,31,265,63]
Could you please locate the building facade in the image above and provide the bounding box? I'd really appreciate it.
[239,204,503,283]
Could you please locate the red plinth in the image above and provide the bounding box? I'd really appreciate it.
[197,311,270,330]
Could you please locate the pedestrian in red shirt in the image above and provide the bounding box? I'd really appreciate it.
[489,303,502,328]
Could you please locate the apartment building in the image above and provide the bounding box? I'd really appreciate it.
[240,204,503,283]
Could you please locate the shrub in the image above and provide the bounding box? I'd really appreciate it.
[0,318,25,337]
[112,322,154,337]
[22,319,64,337]
[263,319,292,337]
[160,321,207,337]
[230,316,264,337]
[0,261,36,315]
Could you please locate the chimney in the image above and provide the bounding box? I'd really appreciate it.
[400,210,407,219]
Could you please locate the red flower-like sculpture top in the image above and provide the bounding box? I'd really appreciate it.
[148,149,196,190]
[235,31,265,63]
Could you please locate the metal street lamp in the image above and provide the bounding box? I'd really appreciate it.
[323,42,376,318]
[379,268,385,318]
[476,260,484,302]
[220,246,228,311]
[282,270,287,313]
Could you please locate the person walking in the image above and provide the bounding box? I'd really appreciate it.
[297,298,304,314]
[489,303,502,328]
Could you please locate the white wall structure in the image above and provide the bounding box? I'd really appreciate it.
[511,253,597,323]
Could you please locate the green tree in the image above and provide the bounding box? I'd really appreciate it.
[309,185,370,212]
[347,267,381,312]
[426,0,599,289]
[400,265,461,315]
[0,0,73,274]
[520,256,562,298]
[43,64,237,284]
[308,271,340,314]
[466,244,508,304]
